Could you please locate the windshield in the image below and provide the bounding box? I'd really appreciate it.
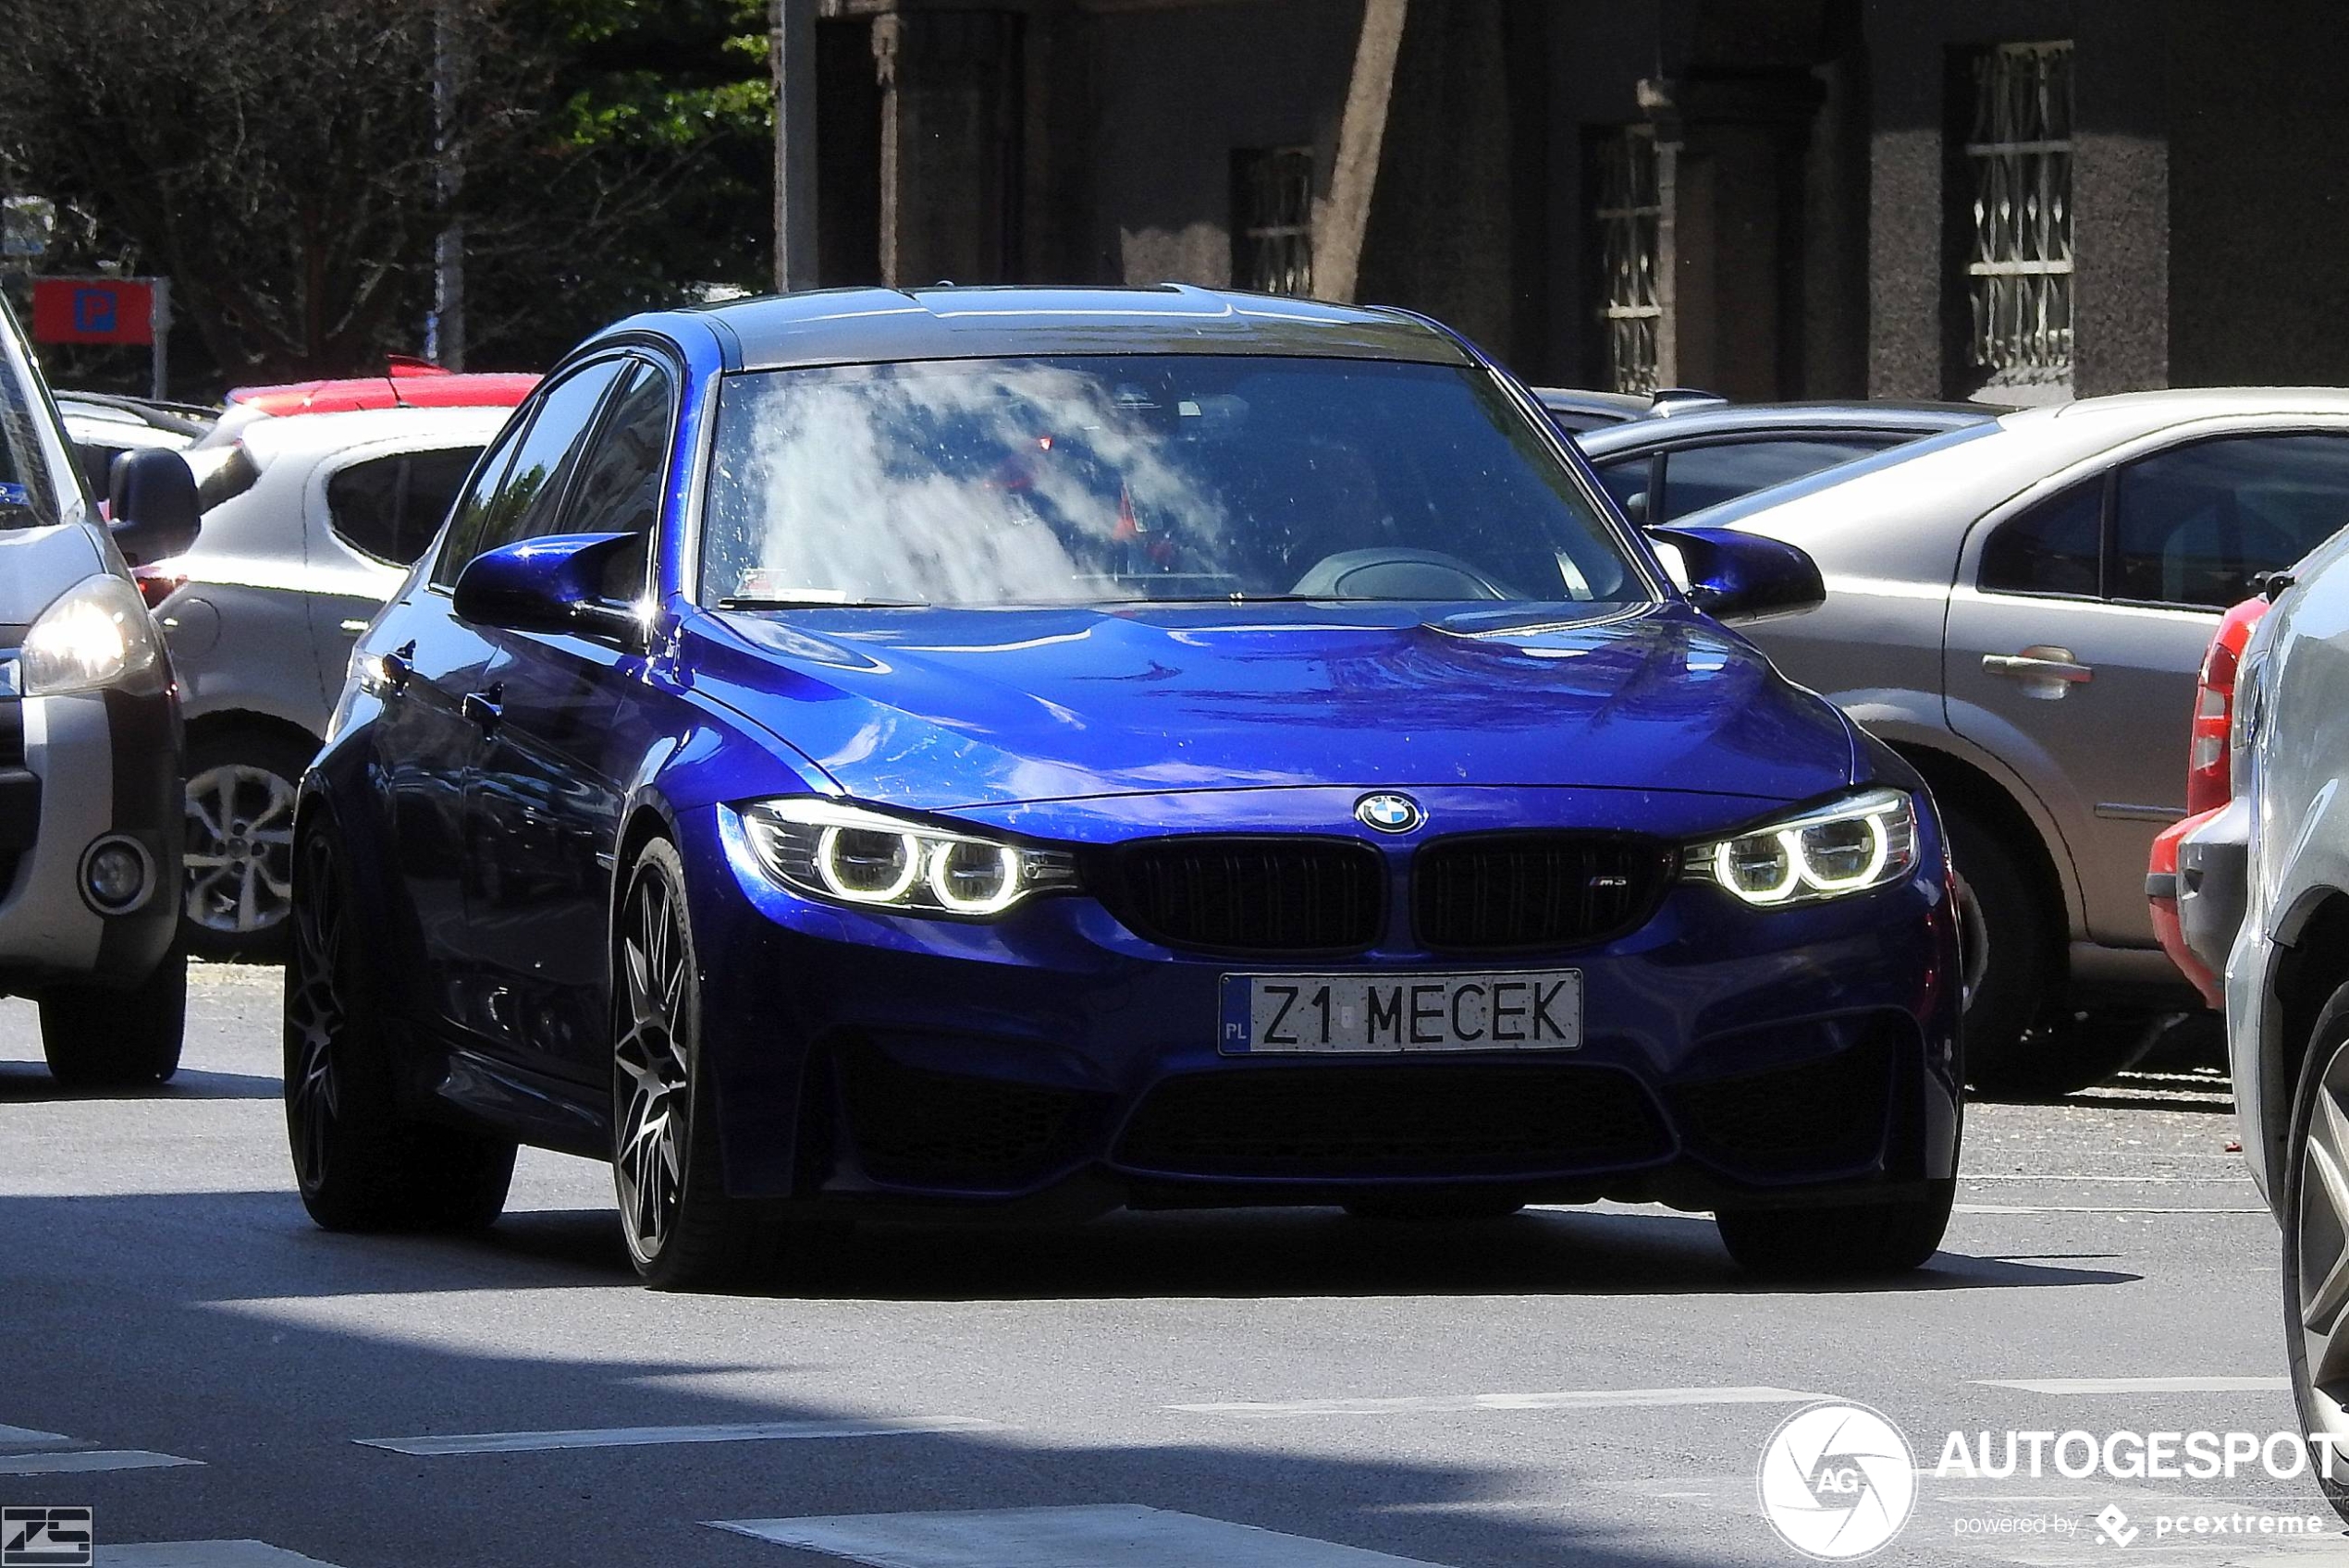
[700,355,1648,609]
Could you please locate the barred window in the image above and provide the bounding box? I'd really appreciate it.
[1231,148,1313,297]
[1592,126,1662,396]
[1964,42,2073,398]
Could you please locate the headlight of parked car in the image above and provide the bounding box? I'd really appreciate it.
[19,573,165,697]
[740,798,1079,917]
[1681,788,1919,907]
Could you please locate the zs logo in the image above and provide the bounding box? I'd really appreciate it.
[2,1507,92,1568]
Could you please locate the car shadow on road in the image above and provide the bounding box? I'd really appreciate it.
[470,1200,2140,1304]
[0,1188,2126,1568]
[0,1060,282,1102]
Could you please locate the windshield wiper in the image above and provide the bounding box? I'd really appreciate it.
[718,596,927,610]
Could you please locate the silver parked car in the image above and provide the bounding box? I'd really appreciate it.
[0,298,200,1083]
[146,405,509,961]
[1688,388,2349,1095]
[2208,533,2349,1524]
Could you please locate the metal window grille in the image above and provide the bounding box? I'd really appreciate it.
[1965,42,2074,391]
[1593,126,1662,396]
[1232,148,1314,297]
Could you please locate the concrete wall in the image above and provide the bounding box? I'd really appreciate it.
[2168,2,2349,386]
[1079,0,1360,288]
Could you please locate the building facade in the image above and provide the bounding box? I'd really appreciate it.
[809,0,2349,399]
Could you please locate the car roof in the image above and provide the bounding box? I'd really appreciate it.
[232,403,514,470]
[599,284,1473,372]
[224,370,539,416]
[1572,400,1995,458]
[1680,386,2349,536]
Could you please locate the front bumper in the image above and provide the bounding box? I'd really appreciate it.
[674,791,1963,1216]
[0,686,180,991]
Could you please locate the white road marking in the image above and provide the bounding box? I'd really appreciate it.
[99,1543,347,1567]
[356,1415,996,1456]
[1974,1377,2292,1394]
[1169,1385,1823,1418]
[0,1423,71,1448]
[1961,1174,2255,1183]
[1955,1204,2267,1215]
[713,1504,1452,1567]
[0,1450,200,1475]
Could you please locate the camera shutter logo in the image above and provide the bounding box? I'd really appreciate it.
[1755,1402,1916,1560]
[2,1506,92,1568]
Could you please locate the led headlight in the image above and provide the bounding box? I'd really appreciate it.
[740,798,1078,917]
[20,573,165,697]
[1682,788,1919,907]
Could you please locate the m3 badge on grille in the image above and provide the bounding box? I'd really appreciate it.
[1355,792,1423,833]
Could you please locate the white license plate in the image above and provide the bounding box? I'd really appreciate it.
[1217,969,1583,1055]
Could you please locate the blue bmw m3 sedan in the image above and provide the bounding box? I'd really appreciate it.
[286,285,1962,1290]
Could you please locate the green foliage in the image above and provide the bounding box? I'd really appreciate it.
[0,0,777,391]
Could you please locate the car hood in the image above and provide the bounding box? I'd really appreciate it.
[686,601,1857,812]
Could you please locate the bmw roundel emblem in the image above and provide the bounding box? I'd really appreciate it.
[1355,792,1424,834]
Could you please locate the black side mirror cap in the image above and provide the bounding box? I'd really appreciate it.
[107,448,202,566]
[1649,524,1826,623]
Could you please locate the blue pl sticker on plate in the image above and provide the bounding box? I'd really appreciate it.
[0,482,27,508]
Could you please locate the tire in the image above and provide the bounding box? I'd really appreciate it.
[183,729,314,964]
[611,837,775,1291]
[2280,982,2349,1525]
[1944,808,2133,1097]
[39,943,187,1088]
[1715,1182,1955,1280]
[284,821,514,1231]
[1345,1193,1526,1222]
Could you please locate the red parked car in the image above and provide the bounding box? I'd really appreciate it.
[2147,595,2269,1007]
[222,359,538,418]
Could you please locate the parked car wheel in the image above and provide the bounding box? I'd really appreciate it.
[184,729,314,963]
[612,838,774,1292]
[1945,808,2090,1096]
[38,943,187,1088]
[285,823,513,1231]
[2281,982,2349,1526]
[1714,1182,1954,1278]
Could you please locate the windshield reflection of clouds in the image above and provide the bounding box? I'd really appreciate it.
[701,356,1639,610]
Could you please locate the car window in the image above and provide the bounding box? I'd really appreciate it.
[333,447,487,568]
[1590,456,1651,522]
[1656,436,1899,521]
[431,416,529,588]
[461,359,627,570]
[326,454,404,562]
[400,447,482,564]
[564,359,674,601]
[1979,478,2103,598]
[2113,434,2349,609]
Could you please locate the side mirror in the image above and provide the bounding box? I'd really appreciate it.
[107,448,201,566]
[451,532,648,649]
[1648,524,1825,622]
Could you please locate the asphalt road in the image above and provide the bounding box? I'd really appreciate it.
[0,965,2329,1568]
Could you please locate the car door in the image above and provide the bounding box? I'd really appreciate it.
[306,443,485,713]
[381,362,623,1039]
[451,355,653,1079]
[1946,430,2349,947]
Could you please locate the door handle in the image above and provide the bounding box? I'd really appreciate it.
[461,684,504,730]
[1982,645,2093,698]
[377,641,415,696]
